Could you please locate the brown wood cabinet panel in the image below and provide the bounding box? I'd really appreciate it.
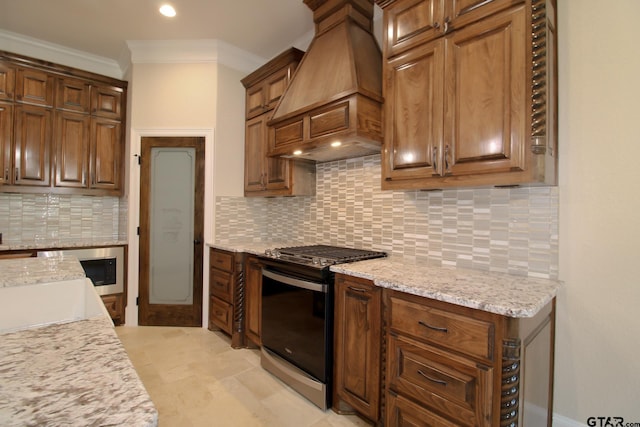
[208,248,245,348]
[443,6,526,178]
[333,275,382,422]
[210,249,234,273]
[101,293,124,326]
[91,84,123,119]
[244,255,262,346]
[388,292,494,361]
[56,77,91,113]
[0,63,15,101]
[386,391,460,427]
[209,295,233,334]
[244,115,268,192]
[383,38,444,182]
[387,333,493,426]
[15,68,54,107]
[13,104,52,187]
[382,0,444,58]
[0,102,11,186]
[54,111,90,189]
[90,117,121,192]
[210,269,233,302]
[447,0,520,30]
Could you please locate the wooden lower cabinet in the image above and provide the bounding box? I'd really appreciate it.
[208,248,245,348]
[100,293,124,326]
[333,273,555,426]
[244,255,262,347]
[333,274,382,422]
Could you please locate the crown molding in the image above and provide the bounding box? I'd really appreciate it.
[0,29,124,79]
[126,39,266,74]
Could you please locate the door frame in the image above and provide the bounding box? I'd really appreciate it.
[128,128,214,327]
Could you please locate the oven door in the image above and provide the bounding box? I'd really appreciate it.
[261,268,330,382]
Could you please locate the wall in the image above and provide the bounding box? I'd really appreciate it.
[216,155,559,279]
[0,193,123,244]
[555,0,640,424]
[125,60,246,325]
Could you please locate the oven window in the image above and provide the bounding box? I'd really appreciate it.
[80,258,117,286]
[261,273,327,381]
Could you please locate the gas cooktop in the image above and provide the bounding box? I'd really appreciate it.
[262,244,387,268]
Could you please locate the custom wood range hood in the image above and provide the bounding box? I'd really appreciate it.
[267,0,383,162]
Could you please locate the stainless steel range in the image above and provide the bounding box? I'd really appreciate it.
[259,245,386,410]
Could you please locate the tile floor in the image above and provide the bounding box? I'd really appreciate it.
[116,326,372,427]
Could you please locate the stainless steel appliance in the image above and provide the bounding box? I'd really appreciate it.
[260,245,386,410]
[37,246,125,296]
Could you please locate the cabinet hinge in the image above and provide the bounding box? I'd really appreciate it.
[135,154,141,165]
[137,226,140,236]
[136,296,139,305]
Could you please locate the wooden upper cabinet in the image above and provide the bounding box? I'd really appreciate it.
[380,0,518,58]
[13,104,52,187]
[442,6,527,178]
[91,84,123,120]
[15,68,54,107]
[379,0,557,189]
[56,77,91,113]
[245,61,297,120]
[90,117,121,192]
[1,51,127,195]
[0,63,15,101]
[241,47,315,197]
[54,111,90,189]
[0,102,12,186]
[383,38,444,183]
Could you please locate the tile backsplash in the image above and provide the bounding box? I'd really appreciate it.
[215,155,559,279]
[0,193,126,245]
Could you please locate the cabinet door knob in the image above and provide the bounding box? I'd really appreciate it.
[4,168,8,181]
[443,17,451,34]
[15,167,19,182]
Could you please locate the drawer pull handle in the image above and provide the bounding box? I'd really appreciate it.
[418,369,447,386]
[348,286,367,293]
[418,320,448,333]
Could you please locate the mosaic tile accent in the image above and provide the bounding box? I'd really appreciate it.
[217,155,559,279]
[0,194,126,245]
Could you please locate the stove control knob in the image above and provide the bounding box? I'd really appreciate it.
[264,249,272,257]
[319,258,329,266]
[274,250,281,258]
[312,257,320,265]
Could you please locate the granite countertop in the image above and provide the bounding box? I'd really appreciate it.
[0,238,128,252]
[0,316,157,427]
[0,255,86,287]
[331,257,560,318]
[209,241,560,318]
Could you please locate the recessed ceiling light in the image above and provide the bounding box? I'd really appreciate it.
[159,4,176,17]
[331,141,342,147]
[293,150,303,155]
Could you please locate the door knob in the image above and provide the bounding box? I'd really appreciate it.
[194,239,201,245]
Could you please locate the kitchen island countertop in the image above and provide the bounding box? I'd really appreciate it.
[209,241,560,318]
[0,256,157,427]
[0,316,158,427]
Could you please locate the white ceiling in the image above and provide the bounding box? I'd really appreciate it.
[0,0,315,65]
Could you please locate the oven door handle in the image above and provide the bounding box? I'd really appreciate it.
[262,269,327,293]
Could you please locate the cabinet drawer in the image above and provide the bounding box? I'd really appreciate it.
[210,269,233,302]
[387,333,492,425]
[386,391,460,427]
[210,249,234,272]
[209,296,233,334]
[388,294,494,360]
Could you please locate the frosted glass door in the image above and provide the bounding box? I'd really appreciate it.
[149,147,195,305]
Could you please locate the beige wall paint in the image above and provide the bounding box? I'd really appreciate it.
[557,0,640,423]
[215,64,246,197]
